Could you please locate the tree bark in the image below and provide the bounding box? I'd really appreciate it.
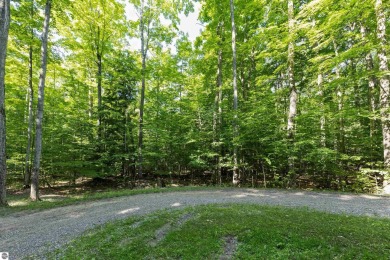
[97,51,102,139]
[333,39,345,155]
[230,0,239,186]
[213,22,223,185]
[138,0,148,177]
[318,73,326,147]
[88,83,93,118]
[30,0,51,201]
[24,0,35,188]
[287,0,297,186]
[361,25,377,157]
[375,0,390,191]
[95,23,103,144]
[24,42,34,188]
[0,0,10,206]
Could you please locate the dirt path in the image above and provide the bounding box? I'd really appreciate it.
[1,188,390,259]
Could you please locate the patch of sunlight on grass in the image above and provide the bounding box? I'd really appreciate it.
[9,200,29,206]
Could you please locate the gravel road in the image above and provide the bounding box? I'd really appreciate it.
[1,188,390,259]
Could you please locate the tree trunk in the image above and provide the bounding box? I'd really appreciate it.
[367,53,376,140]
[230,0,239,186]
[218,68,223,185]
[361,25,377,157]
[217,45,223,186]
[333,40,345,155]
[375,0,390,192]
[318,74,326,147]
[30,0,51,201]
[97,51,102,139]
[0,0,10,206]
[138,0,148,177]
[213,22,224,185]
[24,42,34,188]
[287,0,297,186]
[88,84,93,118]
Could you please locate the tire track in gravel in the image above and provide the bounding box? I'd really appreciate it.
[1,188,389,259]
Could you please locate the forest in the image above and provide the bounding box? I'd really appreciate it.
[0,0,390,205]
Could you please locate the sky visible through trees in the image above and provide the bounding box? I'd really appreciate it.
[0,0,390,204]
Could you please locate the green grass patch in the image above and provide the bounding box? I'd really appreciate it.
[0,186,214,217]
[49,204,390,259]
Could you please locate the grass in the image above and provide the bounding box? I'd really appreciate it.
[49,204,390,259]
[0,186,216,217]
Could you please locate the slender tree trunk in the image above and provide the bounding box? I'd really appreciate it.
[218,23,224,186]
[217,45,223,185]
[88,84,93,118]
[318,74,326,147]
[367,53,376,140]
[213,22,224,185]
[138,54,146,177]
[333,40,345,155]
[213,64,219,183]
[230,0,239,185]
[0,0,10,206]
[138,0,147,177]
[375,0,390,192]
[24,42,34,188]
[30,0,51,201]
[361,25,377,157]
[24,0,35,188]
[287,0,297,186]
[97,51,102,138]
[318,73,328,182]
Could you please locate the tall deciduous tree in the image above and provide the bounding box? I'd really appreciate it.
[375,0,390,189]
[230,0,239,185]
[137,0,150,177]
[30,0,51,201]
[287,0,297,186]
[0,0,10,206]
[63,0,126,139]
[214,21,224,185]
[24,0,36,188]
[131,0,193,177]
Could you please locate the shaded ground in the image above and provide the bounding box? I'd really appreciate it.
[1,188,390,259]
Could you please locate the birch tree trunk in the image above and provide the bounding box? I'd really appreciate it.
[30,0,51,201]
[375,0,390,192]
[230,0,239,185]
[0,0,10,206]
[287,0,297,186]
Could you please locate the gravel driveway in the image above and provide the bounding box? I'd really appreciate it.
[1,188,390,259]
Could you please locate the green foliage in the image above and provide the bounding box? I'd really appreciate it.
[3,0,390,191]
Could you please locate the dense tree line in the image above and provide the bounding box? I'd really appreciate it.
[0,0,389,204]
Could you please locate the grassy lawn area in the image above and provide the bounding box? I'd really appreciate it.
[0,186,214,216]
[49,204,390,259]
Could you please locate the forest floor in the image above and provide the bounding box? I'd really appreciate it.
[1,188,390,259]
